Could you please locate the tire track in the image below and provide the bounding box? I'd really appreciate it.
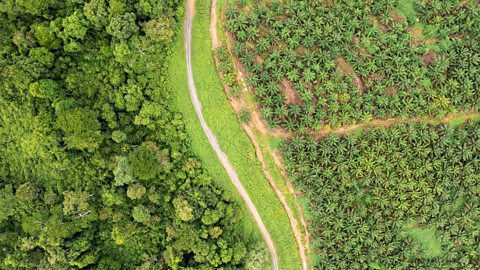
[184,1,279,269]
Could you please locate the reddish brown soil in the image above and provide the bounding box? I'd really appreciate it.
[384,86,397,97]
[255,54,264,64]
[409,27,423,45]
[369,15,388,33]
[423,50,437,67]
[314,110,480,139]
[392,9,406,21]
[352,35,360,45]
[281,78,302,105]
[450,32,467,38]
[409,27,438,46]
[336,57,365,90]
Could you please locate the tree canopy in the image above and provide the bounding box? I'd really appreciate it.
[0,0,256,268]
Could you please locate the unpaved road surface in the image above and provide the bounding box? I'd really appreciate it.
[184,1,279,269]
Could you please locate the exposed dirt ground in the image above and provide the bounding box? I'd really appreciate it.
[409,27,438,45]
[209,0,218,48]
[281,78,303,105]
[314,111,480,139]
[392,9,406,21]
[336,57,365,90]
[423,50,437,66]
[369,15,388,33]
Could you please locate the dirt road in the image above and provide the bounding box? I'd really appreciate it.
[184,1,279,269]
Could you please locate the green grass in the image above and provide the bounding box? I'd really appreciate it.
[396,0,417,24]
[404,225,443,259]
[166,0,302,269]
[268,137,284,150]
[166,0,261,252]
[448,114,479,127]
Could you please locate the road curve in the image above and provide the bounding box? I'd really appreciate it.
[184,1,279,269]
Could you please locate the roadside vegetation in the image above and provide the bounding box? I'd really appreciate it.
[0,0,255,268]
[168,0,301,269]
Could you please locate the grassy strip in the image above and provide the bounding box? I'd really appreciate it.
[242,81,313,268]
[166,0,261,248]
[167,0,301,269]
[216,0,310,267]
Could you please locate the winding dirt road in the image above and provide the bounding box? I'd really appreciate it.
[184,1,279,269]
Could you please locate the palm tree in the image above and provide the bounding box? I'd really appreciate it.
[303,68,316,83]
[286,69,299,82]
[245,25,259,41]
[255,38,269,53]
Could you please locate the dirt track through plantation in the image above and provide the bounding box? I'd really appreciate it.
[238,109,480,140]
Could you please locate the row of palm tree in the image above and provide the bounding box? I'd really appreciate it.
[227,0,479,131]
[281,121,480,269]
[223,1,480,269]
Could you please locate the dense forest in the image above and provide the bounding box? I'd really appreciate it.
[0,0,257,268]
[282,122,480,269]
[227,0,479,130]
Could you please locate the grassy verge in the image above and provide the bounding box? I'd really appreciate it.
[216,0,311,267]
[166,0,261,252]
[166,0,301,269]
[242,81,313,268]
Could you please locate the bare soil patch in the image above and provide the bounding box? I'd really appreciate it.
[352,35,360,45]
[426,38,438,45]
[336,57,365,90]
[281,78,302,105]
[408,27,438,46]
[409,27,423,45]
[188,0,195,18]
[209,0,218,49]
[255,54,264,64]
[369,15,388,33]
[392,9,406,21]
[423,50,437,67]
[314,111,480,139]
[384,86,397,97]
[450,32,467,38]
